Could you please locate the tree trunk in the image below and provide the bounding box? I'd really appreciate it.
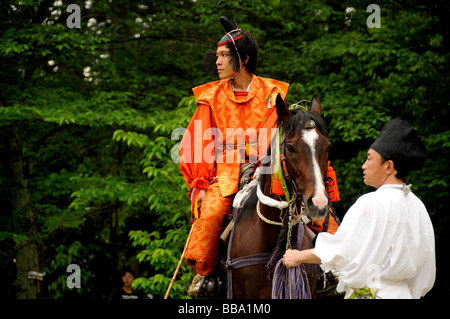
[0,125,40,299]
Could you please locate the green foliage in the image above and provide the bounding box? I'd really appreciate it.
[129,229,192,299]
[47,241,94,299]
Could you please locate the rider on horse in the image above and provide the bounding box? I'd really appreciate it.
[179,16,339,297]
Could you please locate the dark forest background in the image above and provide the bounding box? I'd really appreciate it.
[0,0,448,299]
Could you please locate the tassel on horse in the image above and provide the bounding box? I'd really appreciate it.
[270,200,313,299]
[271,259,312,299]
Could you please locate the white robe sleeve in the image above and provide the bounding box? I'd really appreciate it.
[314,193,390,291]
[313,193,391,291]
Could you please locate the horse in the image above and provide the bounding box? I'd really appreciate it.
[226,94,332,299]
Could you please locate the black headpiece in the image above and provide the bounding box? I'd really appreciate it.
[204,16,244,79]
[371,119,427,174]
[217,16,243,47]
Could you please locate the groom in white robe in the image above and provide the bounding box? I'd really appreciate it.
[283,119,436,299]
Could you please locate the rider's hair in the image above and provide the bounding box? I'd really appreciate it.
[226,31,258,74]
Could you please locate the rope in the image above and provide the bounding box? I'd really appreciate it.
[256,200,303,227]
[256,200,283,226]
[271,259,312,299]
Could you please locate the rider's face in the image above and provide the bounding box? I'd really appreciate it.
[216,47,235,80]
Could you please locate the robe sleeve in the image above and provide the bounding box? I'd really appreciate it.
[313,193,390,290]
[179,103,216,198]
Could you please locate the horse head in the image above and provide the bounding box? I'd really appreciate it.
[275,94,330,221]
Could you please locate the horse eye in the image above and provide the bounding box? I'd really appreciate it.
[286,144,295,153]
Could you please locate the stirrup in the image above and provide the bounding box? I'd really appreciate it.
[187,272,225,298]
[187,274,205,297]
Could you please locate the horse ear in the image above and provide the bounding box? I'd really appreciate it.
[276,94,291,124]
[310,95,322,116]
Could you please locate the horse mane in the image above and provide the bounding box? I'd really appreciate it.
[277,108,329,139]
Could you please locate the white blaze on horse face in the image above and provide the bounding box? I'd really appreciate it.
[302,129,328,210]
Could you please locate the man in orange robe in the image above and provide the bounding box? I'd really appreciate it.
[179,17,339,285]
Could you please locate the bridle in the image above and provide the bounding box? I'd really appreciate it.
[255,124,309,230]
[256,118,335,235]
